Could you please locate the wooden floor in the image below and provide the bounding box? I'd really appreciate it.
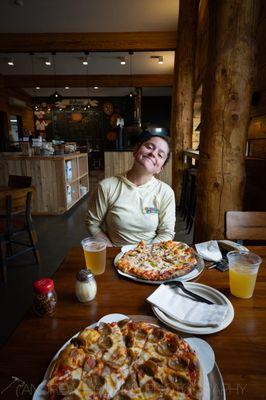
[0,170,193,346]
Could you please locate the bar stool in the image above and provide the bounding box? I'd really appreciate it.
[179,168,190,216]
[0,188,40,283]
[180,168,197,224]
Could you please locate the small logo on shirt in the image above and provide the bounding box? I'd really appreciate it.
[144,207,158,214]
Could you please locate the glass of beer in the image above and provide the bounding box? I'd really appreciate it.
[81,237,107,275]
[227,251,262,299]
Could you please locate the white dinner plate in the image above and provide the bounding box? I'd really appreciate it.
[33,313,225,400]
[114,245,205,284]
[152,282,234,335]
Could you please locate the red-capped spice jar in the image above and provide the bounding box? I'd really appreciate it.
[33,278,57,316]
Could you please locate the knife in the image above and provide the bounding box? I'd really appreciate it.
[166,281,214,305]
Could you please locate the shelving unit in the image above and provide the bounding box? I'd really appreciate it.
[0,153,89,215]
[65,154,89,209]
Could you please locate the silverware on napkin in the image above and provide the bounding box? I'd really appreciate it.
[165,281,214,305]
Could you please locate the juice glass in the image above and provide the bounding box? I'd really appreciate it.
[81,237,107,275]
[227,251,262,299]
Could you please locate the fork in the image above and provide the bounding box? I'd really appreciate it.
[166,281,214,305]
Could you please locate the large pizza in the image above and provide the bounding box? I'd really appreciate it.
[46,319,203,399]
[116,241,198,281]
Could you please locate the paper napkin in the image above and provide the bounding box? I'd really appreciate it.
[195,240,223,262]
[147,284,228,327]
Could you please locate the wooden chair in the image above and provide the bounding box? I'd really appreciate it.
[0,188,40,283]
[225,211,266,242]
[8,175,32,188]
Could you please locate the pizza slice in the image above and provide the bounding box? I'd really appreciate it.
[46,344,86,399]
[135,326,203,400]
[119,320,153,361]
[80,322,131,398]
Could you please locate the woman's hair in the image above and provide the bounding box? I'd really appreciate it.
[135,132,171,165]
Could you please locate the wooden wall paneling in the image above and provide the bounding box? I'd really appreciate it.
[32,159,42,213]
[56,159,67,213]
[0,32,177,52]
[22,107,35,132]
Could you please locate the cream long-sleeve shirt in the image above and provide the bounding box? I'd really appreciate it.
[85,173,175,247]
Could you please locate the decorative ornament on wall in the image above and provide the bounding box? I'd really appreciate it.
[110,113,122,128]
[103,101,114,116]
[34,110,48,135]
[71,112,83,122]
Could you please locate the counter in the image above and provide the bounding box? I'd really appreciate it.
[0,153,89,215]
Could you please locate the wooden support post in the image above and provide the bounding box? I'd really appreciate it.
[194,0,259,242]
[171,0,199,203]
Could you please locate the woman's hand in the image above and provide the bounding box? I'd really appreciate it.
[95,231,113,247]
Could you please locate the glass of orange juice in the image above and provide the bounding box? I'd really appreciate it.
[227,251,262,299]
[81,237,107,275]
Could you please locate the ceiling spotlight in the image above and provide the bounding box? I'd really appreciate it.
[158,56,163,64]
[36,86,40,90]
[82,52,89,66]
[8,57,14,66]
[93,86,99,90]
[65,86,70,90]
[45,57,51,66]
[120,56,126,65]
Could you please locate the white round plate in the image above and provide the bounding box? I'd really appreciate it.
[152,283,234,334]
[121,244,136,253]
[32,380,48,400]
[97,313,128,325]
[114,249,205,284]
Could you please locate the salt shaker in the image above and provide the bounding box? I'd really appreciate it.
[33,278,57,316]
[75,269,97,302]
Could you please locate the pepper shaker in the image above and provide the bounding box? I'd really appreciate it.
[75,269,97,302]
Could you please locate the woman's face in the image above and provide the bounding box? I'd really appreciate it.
[133,136,169,175]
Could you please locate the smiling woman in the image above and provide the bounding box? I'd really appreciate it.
[85,133,175,247]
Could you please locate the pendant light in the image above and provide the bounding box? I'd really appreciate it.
[49,53,63,103]
[86,54,91,110]
[30,52,38,111]
[128,51,135,98]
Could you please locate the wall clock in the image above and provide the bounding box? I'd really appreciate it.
[103,101,114,116]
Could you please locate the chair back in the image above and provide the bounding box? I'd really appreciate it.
[225,211,266,241]
[8,175,32,188]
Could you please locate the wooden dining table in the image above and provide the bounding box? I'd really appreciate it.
[0,246,265,399]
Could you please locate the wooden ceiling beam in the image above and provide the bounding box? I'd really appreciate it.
[0,32,177,52]
[3,74,173,88]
